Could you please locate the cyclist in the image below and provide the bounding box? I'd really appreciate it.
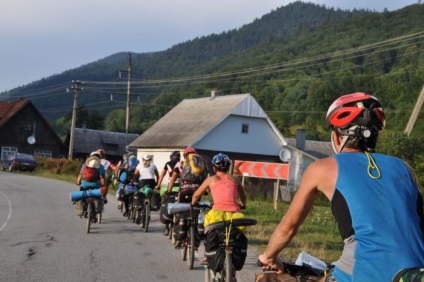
[155,150,181,236]
[96,149,117,204]
[130,154,159,225]
[167,147,205,203]
[191,153,247,265]
[75,151,107,222]
[258,93,424,281]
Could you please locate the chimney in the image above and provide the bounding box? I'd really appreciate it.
[296,129,306,151]
[211,90,220,99]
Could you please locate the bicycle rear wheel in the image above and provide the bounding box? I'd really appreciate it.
[224,251,234,282]
[181,240,188,261]
[188,224,196,269]
[86,201,91,233]
[143,202,150,232]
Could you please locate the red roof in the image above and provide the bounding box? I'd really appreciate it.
[0,99,30,127]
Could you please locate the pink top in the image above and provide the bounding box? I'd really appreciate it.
[210,174,240,212]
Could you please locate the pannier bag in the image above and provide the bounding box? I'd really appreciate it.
[150,191,161,211]
[205,227,248,272]
[124,184,138,195]
[74,201,85,217]
[133,191,145,211]
[172,212,189,241]
[160,195,176,224]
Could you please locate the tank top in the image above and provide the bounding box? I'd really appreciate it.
[210,174,240,212]
[331,152,424,281]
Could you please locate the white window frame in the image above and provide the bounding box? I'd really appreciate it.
[1,146,18,160]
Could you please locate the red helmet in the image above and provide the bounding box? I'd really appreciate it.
[326,92,385,130]
[96,149,105,158]
[183,147,197,155]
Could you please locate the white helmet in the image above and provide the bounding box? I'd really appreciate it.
[142,154,152,161]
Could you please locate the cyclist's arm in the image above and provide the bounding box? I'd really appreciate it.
[167,171,179,193]
[404,161,421,190]
[191,177,213,205]
[234,176,247,207]
[156,169,166,189]
[154,167,159,185]
[259,158,334,273]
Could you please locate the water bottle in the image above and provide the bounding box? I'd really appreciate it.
[198,209,205,224]
[197,209,205,235]
[295,251,327,271]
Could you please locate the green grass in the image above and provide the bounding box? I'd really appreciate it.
[21,168,344,263]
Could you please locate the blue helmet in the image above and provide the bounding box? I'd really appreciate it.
[212,153,230,169]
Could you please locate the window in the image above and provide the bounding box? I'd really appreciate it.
[241,123,249,134]
[1,147,18,160]
[34,150,52,158]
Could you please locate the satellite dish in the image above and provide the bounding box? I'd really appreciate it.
[27,136,36,145]
[279,148,291,162]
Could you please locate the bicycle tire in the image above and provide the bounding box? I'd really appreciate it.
[97,211,102,224]
[225,251,234,282]
[169,222,174,240]
[188,224,196,269]
[182,241,188,261]
[86,201,91,233]
[127,197,132,220]
[144,202,150,232]
[204,266,212,282]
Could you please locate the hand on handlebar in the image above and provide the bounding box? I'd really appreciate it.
[257,254,284,274]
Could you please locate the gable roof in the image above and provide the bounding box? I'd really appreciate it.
[129,93,284,148]
[0,99,29,128]
[67,128,139,156]
[286,138,333,159]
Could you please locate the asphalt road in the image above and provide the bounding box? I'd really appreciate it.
[0,172,261,282]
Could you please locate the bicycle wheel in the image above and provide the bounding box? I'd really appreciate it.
[224,251,234,282]
[188,224,196,269]
[181,239,188,261]
[143,202,150,232]
[204,265,212,282]
[97,212,102,224]
[86,201,91,233]
[127,196,132,220]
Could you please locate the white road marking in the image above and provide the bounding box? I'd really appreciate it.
[0,190,12,233]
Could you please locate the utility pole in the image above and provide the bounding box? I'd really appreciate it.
[67,80,83,160]
[125,54,132,133]
[404,85,424,136]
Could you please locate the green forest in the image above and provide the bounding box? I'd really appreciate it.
[1,2,424,181]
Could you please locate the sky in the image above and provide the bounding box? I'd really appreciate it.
[0,0,418,93]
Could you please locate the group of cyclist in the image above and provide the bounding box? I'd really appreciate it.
[73,93,424,281]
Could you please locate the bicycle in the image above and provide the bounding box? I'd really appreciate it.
[139,186,154,232]
[80,187,103,234]
[180,202,211,270]
[123,183,138,221]
[204,217,257,282]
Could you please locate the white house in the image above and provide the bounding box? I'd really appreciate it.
[128,92,332,190]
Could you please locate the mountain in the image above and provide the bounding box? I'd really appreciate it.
[1,1,423,139]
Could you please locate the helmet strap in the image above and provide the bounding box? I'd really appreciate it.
[331,131,349,154]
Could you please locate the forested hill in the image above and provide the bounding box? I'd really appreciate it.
[1,1,424,141]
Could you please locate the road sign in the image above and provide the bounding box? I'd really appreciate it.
[234,160,289,180]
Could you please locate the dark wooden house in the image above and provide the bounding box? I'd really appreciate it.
[0,99,66,159]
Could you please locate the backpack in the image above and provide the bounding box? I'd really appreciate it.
[181,153,207,184]
[83,165,100,182]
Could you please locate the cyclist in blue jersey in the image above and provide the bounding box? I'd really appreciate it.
[258,93,424,281]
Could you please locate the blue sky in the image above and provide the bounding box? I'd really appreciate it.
[0,0,418,93]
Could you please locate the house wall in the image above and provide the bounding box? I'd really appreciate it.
[0,104,65,158]
[193,115,282,156]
